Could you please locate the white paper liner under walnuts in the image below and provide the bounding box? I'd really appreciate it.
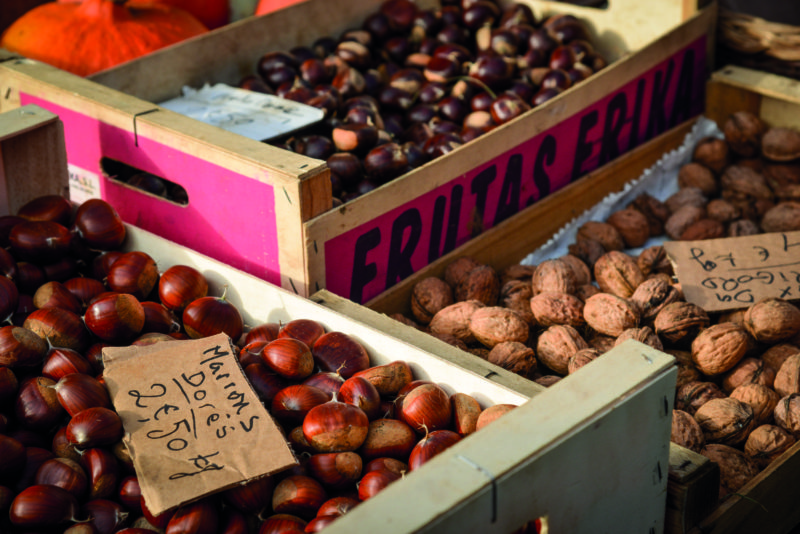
[520,116,724,266]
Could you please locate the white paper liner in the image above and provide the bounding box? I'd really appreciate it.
[520,116,724,266]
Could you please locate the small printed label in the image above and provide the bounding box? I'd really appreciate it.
[67,163,101,204]
[159,83,324,141]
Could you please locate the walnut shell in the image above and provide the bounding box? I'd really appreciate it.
[558,254,591,287]
[774,353,800,397]
[730,383,781,427]
[390,313,423,330]
[576,221,624,252]
[429,300,485,343]
[488,341,536,376]
[529,291,585,328]
[721,357,775,394]
[568,238,606,269]
[679,218,725,241]
[720,165,773,201]
[706,198,741,223]
[583,293,640,337]
[654,302,710,346]
[567,348,599,374]
[764,162,800,188]
[665,205,706,240]
[606,208,650,248]
[693,136,730,174]
[723,111,766,158]
[760,201,800,232]
[762,343,800,374]
[630,277,682,323]
[444,256,482,288]
[501,279,533,301]
[468,306,529,348]
[762,127,800,162]
[614,326,663,351]
[637,245,674,277]
[586,332,616,355]
[744,424,796,469]
[630,192,670,236]
[593,251,645,298]
[503,293,537,328]
[678,163,718,197]
[676,381,726,415]
[531,258,577,295]
[691,322,751,376]
[429,332,469,350]
[671,409,705,453]
[534,375,562,387]
[666,187,708,213]
[774,393,800,437]
[498,264,535,286]
[574,283,601,303]
[536,324,589,375]
[727,219,761,236]
[676,360,703,390]
[701,443,760,499]
[744,298,800,344]
[695,397,756,446]
[410,277,454,325]
[455,265,500,306]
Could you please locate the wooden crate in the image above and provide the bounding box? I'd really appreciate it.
[0,103,677,533]
[0,0,715,303]
[312,65,800,534]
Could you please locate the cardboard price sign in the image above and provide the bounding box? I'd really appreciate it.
[663,231,800,312]
[103,333,296,515]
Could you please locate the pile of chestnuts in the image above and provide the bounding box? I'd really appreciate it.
[0,195,524,533]
[241,0,607,206]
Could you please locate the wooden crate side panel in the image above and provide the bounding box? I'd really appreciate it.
[365,119,695,317]
[666,444,720,534]
[305,9,714,304]
[321,342,676,534]
[0,105,69,214]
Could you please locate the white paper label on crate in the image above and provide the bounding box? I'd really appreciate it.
[158,84,324,141]
[67,164,101,204]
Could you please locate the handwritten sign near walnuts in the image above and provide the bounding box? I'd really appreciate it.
[103,333,296,515]
[664,231,800,311]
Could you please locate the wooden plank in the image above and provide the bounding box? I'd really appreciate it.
[365,119,696,317]
[666,444,720,534]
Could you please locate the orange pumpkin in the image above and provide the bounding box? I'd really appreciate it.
[56,0,230,29]
[0,0,209,77]
[255,0,307,16]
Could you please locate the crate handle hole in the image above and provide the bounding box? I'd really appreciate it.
[100,157,189,206]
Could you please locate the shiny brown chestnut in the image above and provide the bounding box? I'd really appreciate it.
[244,322,282,345]
[15,375,65,431]
[0,324,49,368]
[32,280,82,315]
[408,429,462,470]
[17,194,73,226]
[117,475,142,513]
[83,498,129,534]
[332,123,379,154]
[9,220,72,263]
[0,434,26,482]
[358,418,416,460]
[106,251,159,300]
[82,447,120,500]
[41,347,93,381]
[307,451,362,488]
[312,331,371,379]
[54,373,112,416]
[357,469,401,500]
[338,376,381,420]
[182,293,244,342]
[166,497,219,534]
[490,93,531,125]
[303,371,346,399]
[84,292,145,343]
[261,337,315,380]
[66,407,123,449]
[271,384,330,424]
[223,475,274,514]
[34,457,88,500]
[271,475,327,520]
[158,264,209,313]
[9,484,79,528]
[363,142,409,183]
[72,198,127,251]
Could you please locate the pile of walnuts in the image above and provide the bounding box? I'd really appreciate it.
[392,110,800,502]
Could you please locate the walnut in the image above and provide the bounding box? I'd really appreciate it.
[680,218,725,241]
[637,245,674,277]
[583,293,640,337]
[761,343,800,374]
[574,283,601,303]
[529,291,584,328]
[665,205,706,240]
[701,443,760,499]
[390,313,423,330]
[744,298,800,344]
[761,201,800,232]
[676,360,703,390]
[721,357,775,394]
[531,258,576,295]
[730,383,781,427]
[630,192,670,237]
[487,341,536,376]
[666,186,708,213]
[410,277,454,325]
[761,127,800,162]
[720,165,773,201]
[568,238,606,269]
[744,424,796,469]
[558,254,591,286]
[630,277,682,323]
[723,111,766,158]
[676,381,726,415]
[429,332,468,350]
[774,353,800,397]
[691,322,751,376]
[693,136,730,174]
[455,265,500,305]
[534,374,562,387]
[614,326,663,351]
[587,332,616,355]
[501,279,532,301]
[503,293,537,328]
[774,393,800,437]
[536,324,589,375]
[671,409,705,453]
[498,264,535,286]
[695,397,756,446]
[706,198,741,223]
[468,306,529,348]
[567,348,599,374]
[575,221,624,252]
[593,251,645,298]
[444,256,482,288]
[429,300,485,343]
[606,208,650,248]
[678,163,718,197]
[727,219,761,236]
[654,302,710,346]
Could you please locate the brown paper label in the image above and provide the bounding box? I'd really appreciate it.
[102,333,296,515]
[663,231,800,312]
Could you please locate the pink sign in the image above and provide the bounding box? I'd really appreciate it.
[20,95,281,287]
[326,37,708,303]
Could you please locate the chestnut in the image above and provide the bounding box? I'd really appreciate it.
[332,67,367,99]
[489,93,531,125]
[363,142,409,183]
[332,123,379,155]
[380,0,419,33]
[15,376,64,432]
[9,484,79,528]
[384,36,413,63]
[418,81,448,104]
[18,194,73,226]
[377,85,414,111]
[461,1,500,29]
[500,4,536,28]
[41,347,94,381]
[540,68,572,91]
[72,198,127,251]
[336,40,372,71]
[408,429,461,470]
[362,12,392,42]
[106,251,159,300]
[423,55,461,84]
[326,153,363,190]
[468,54,515,90]
[9,220,72,263]
[84,292,145,343]
[549,45,577,71]
[238,74,274,94]
[423,132,463,159]
[256,51,297,80]
[0,324,49,368]
[182,293,244,342]
[66,407,123,449]
[300,58,335,86]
